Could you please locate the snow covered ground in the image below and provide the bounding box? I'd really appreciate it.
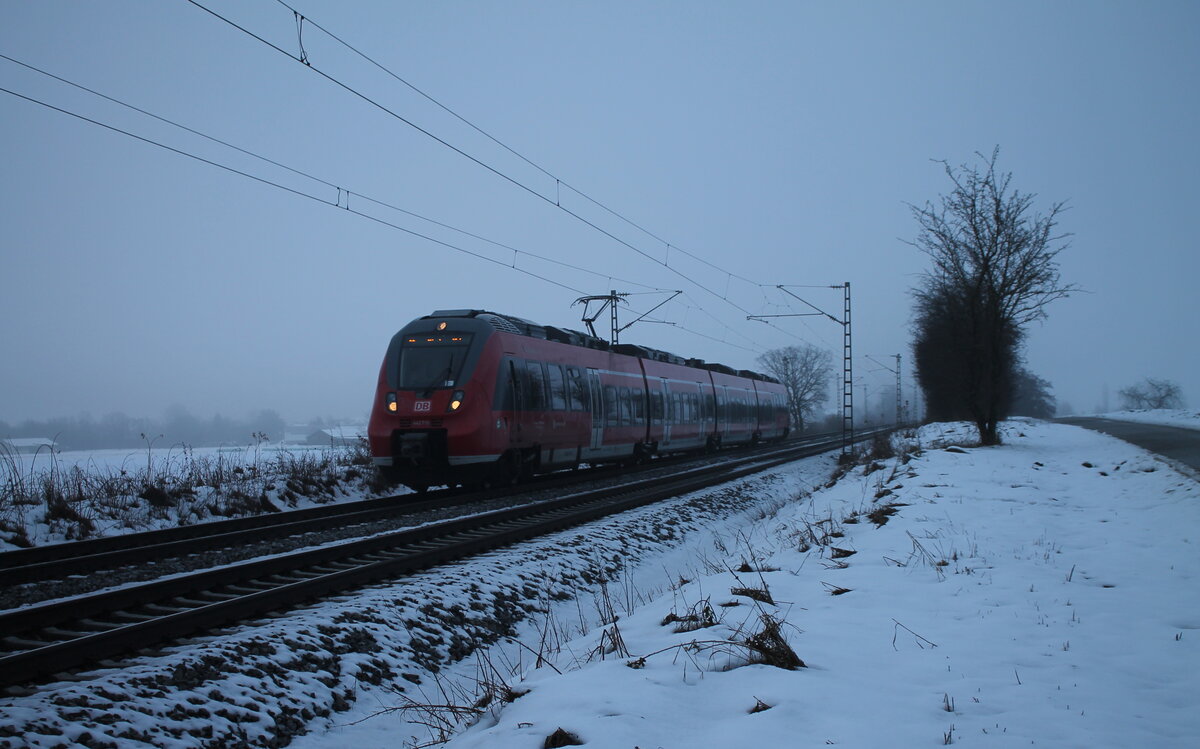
[2,420,1197,748]
[304,420,1200,748]
[1096,408,1200,431]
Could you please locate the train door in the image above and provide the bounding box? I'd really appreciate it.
[507,359,523,444]
[587,368,603,449]
[523,360,548,446]
[660,378,671,448]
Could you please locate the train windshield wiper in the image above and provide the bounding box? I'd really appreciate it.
[421,355,455,397]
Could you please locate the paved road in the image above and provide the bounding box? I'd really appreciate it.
[1057,417,1200,474]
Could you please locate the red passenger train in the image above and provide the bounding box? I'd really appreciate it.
[367,309,790,491]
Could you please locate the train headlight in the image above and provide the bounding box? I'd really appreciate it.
[447,390,465,412]
[386,392,398,412]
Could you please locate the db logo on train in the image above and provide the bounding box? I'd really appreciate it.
[413,400,432,412]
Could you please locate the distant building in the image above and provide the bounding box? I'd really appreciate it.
[282,425,311,445]
[306,427,366,447]
[1,437,59,455]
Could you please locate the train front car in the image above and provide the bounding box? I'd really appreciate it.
[368,311,504,491]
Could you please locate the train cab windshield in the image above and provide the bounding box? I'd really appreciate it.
[395,333,475,390]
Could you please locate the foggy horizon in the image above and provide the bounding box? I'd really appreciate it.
[3,2,1197,430]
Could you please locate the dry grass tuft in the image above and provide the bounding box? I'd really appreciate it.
[661,599,718,633]
[730,585,774,605]
[749,697,773,714]
[867,502,906,527]
[743,613,805,670]
[544,727,584,748]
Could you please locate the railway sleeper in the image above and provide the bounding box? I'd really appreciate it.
[108,610,159,623]
[76,617,125,632]
[42,626,89,642]
[264,570,314,581]
[224,583,276,595]
[2,636,52,651]
[361,549,407,560]
[171,596,219,608]
[304,563,357,575]
[268,572,319,583]
[479,520,525,532]
[141,602,190,615]
[206,589,247,601]
[348,553,391,563]
[406,541,451,551]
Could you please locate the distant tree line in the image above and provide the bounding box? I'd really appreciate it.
[0,407,286,451]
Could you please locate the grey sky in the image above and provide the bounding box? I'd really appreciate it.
[2,1,1196,426]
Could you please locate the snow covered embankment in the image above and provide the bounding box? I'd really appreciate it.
[420,421,1199,748]
[1097,409,1200,431]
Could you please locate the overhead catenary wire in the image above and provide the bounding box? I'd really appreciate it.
[183,0,782,326]
[6,3,845,363]
[0,53,673,296]
[269,0,765,290]
[0,83,581,295]
[0,76,749,353]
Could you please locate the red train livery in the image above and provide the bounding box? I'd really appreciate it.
[367,309,790,491]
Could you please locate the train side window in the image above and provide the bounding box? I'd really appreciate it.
[650,391,663,424]
[617,388,629,426]
[548,364,568,411]
[525,361,547,411]
[493,357,515,410]
[567,367,587,411]
[604,385,618,425]
[633,388,645,423]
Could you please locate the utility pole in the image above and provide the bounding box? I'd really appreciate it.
[866,352,903,425]
[747,282,853,454]
[841,282,853,451]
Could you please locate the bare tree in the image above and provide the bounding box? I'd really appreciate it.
[757,344,833,433]
[909,147,1075,445]
[1118,378,1184,410]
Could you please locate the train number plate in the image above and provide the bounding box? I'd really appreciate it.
[413,400,432,412]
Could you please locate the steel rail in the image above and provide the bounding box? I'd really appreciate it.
[0,433,840,586]
[0,430,888,689]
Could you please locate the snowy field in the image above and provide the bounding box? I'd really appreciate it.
[3,443,329,475]
[2,420,1197,748]
[0,442,383,549]
[1096,408,1200,431]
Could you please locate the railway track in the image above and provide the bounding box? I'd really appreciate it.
[0,432,842,588]
[0,430,884,689]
